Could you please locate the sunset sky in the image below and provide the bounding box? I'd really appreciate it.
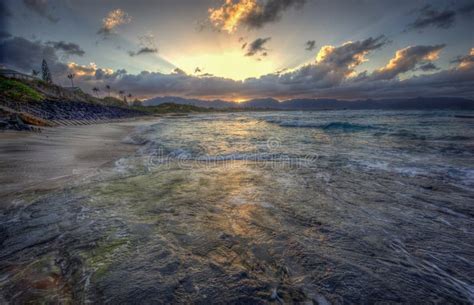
[1,0,473,101]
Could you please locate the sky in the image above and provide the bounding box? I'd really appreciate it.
[0,0,473,101]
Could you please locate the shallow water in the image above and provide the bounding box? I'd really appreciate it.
[1,110,474,304]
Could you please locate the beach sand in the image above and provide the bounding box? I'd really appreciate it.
[0,119,154,204]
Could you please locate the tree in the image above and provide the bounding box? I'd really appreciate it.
[41,59,53,83]
[92,87,100,98]
[132,99,142,107]
[67,73,75,87]
[119,90,126,103]
[105,85,111,97]
[32,69,39,77]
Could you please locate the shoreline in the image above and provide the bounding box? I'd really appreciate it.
[0,118,156,203]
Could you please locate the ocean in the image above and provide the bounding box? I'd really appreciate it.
[1,110,473,304]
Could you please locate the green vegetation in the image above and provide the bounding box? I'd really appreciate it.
[132,102,214,114]
[0,77,44,102]
[101,96,128,107]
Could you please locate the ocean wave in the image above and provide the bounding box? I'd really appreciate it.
[268,119,378,131]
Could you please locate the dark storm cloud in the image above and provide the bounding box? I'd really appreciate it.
[245,37,271,57]
[23,0,59,23]
[0,31,11,40]
[128,47,158,57]
[46,41,85,56]
[458,2,474,15]
[417,63,439,71]
[405,3,474,32]
[0,1,12,18]
[244,0,306,29]
[368,44,445,81]
[305,40,316,51]
[0,36,67,74]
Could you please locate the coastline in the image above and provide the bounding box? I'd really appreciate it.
[0,118,156,203]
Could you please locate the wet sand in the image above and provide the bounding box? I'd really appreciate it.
[0,119,155,204]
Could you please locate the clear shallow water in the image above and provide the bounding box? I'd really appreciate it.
[1,110,474,304]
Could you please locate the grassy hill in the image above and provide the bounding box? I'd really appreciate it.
[0,77,45,102]
[0,76,146,129]
[0,76,129,107]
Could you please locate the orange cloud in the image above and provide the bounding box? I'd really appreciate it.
[456,48,474,69]
[67,62,113,77]
[98,9,131,35]
[371,45,445,80]
[312,37,387,78]
[208,0,305,33]
[208,0,257,33]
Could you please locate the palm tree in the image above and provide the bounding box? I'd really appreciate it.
[92,87,100,98]
[119,90,126,103]
[67,73,75,87]
[105,85,111,97]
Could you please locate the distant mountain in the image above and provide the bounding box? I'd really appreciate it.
[144,96,474,110]
[144,96,235,108]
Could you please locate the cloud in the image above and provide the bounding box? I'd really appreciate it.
[0,36,67,76]
[46,41,85,56]
[128,47,158,57]
[369,44,445,80]
[302,35,388,82]
[67,62,99,77]
[405,3,474,32]
[96,47,474,100]
[1,35,473,100]
[208,0,306,33]
[245,37,271,56]
[98,9,131,38]
[417,63,439,71]
[244,0,306,29]
[458,3,474,15]
[173,68,187,75]
[305,40,316,51]
[0,1,12,18]
[23,0,59,23]
[128,33,158,56]
[0,31,11,40]
[451,48,474,69]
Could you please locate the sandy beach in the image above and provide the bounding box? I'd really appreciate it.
[0,119,155,204]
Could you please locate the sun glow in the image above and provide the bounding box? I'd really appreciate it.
[170,50,278,80]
